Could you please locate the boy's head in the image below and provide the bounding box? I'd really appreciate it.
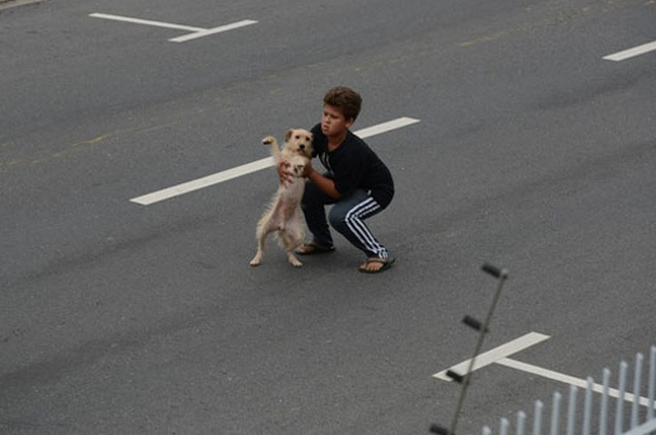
[321,86,362,137]
[323,86,362,122]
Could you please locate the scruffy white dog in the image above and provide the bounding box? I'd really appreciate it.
[250,129,313,267]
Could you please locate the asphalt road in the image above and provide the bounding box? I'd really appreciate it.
[1,0,655,434]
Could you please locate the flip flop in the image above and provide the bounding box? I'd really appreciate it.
[295,242,336,255]
[358,256,396,274]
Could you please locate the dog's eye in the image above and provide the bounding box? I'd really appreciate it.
[295,135,300,139]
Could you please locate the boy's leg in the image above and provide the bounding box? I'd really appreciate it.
[300,178,336,248]
[328,189,390,259]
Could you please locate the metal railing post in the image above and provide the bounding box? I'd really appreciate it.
[616,362,628,435]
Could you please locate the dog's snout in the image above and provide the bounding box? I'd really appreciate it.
[299,144,305,149]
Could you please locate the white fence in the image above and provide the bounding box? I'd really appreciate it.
[476,346,656,435]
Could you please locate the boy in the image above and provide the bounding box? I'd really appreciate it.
[281,86,395,273]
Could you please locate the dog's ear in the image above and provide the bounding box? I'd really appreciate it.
[285,129,293,142]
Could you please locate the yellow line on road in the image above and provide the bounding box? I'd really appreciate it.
[0,123,172,171]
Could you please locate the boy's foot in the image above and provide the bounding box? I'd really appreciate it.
[295,241,335,255]
[358,257,395,274]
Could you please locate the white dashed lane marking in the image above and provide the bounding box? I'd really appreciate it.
[89,13,258,43]
[433,332,550,381]
[433,332,656,409]
[603,39,656,61]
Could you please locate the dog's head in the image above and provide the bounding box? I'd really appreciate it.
[284,129,313,159]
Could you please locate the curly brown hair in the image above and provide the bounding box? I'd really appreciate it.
[323,86,362,121]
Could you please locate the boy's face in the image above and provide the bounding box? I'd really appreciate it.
[321,104,354,138]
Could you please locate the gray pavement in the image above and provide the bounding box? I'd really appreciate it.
[1,0,655,434]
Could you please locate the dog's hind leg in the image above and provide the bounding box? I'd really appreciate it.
[283,237,303,267]
[250,216,275,266]
[282,224,304,268]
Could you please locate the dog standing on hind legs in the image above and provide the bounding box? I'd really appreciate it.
[250,129,313,267]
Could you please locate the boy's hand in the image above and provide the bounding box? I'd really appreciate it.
[301,160,314,178]
[277,161,294,186]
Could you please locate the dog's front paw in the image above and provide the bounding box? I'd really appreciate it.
[262,136,276,146]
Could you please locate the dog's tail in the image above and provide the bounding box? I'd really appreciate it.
[262,136,281,163]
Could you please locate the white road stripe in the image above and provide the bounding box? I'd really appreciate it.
[497,358,656,409]
[89,13,205,32]
[354,117,420,138]
[131,157,275,206]
[130,117,420,206]
[433,332,551,381]
[603,40,656,61]
[169,20,258,43]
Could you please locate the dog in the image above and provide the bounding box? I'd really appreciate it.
[250,129,313,267]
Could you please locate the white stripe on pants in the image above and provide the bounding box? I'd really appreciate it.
[343,197,388,259]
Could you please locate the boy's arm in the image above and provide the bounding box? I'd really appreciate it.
[303,161,342,199]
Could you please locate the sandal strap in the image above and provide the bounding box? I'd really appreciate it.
[296,242,335,255]
[364,257,389,264]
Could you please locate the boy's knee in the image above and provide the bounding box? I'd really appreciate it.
[328,208,347,230]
